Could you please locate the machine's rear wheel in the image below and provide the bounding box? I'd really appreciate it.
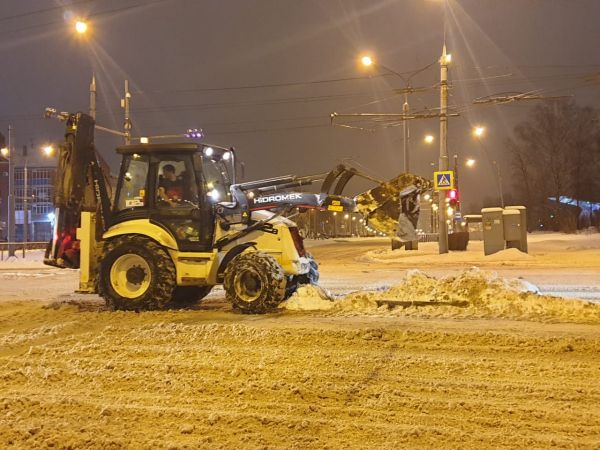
[171,286,213,307]
[99,235,176,311]
[223,252,286,314]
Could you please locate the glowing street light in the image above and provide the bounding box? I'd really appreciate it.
[75,20,88,34]
[1,147,8,158]
[466,158,476,167]
[424,134,435,144]
[42,145,55,157]
[473,126,485,138]
[360,55,374,67]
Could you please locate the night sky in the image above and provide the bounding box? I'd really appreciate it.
[1,0,599,211]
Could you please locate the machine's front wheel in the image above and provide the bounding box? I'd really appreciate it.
[223,252,286,314]
[99,235,176,311]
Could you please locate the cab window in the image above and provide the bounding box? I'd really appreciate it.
[116,155,148,211]
[155,158,198,208]
[194,153,232,203]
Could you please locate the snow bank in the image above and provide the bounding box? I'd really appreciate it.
[0,250,46,269]
[483,248,533,261]
[279,285,334,311]
[282,269,600,324]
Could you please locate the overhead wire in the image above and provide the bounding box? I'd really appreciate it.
[0,0,178,36]
[0,0,95,23]
[136,74,392,94]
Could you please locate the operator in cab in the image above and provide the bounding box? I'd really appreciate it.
[157,164,184,206]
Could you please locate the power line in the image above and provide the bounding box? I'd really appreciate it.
[207,124,329,136]
[0,0,177,36]
[0,0,95,23]
[136,74,391,94]
[127,91,387,114]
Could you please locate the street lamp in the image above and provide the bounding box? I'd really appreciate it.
[361,55,373,67]
[75,20,88,34]
[360,53,436,174]
[42,145,55,157]
[424,134,435,144]
[466,158,476,168]
[1,126,16,257]
[473,126,504,207]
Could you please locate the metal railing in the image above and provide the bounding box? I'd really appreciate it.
[417,233,439,243]
[0,241,48,260]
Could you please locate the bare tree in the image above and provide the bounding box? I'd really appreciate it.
[507,100,599,231]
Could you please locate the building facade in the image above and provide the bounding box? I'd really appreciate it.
[0,162,56,242]
[0,157,8,240]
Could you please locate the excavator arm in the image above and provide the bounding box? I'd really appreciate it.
[44,110,112,268]
[224,163,432,237]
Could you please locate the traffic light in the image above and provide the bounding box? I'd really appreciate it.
[447,189,458,207]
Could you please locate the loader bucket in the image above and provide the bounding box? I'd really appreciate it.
[354,173,432,236]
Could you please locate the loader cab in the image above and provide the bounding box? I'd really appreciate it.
[112,143,235,251]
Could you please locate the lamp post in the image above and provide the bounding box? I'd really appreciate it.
[361,54,436,174]
[23,156,29,254]
[492,160,505,208]
[438,45,452,254]
[473,126,504,207]
[2,126,15,257]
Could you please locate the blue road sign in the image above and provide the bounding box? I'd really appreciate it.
[433,171,454,190]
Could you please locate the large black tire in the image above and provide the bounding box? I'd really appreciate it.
[171,285,213,307]
[223,252,286,314]
[285,252,319,298]
[98,235,176,311]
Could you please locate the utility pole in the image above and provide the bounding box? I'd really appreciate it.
[453,154,460,214]
[123,79,132,145]
[403,94,409,173]
[7,125,15,257]
[23,153,28,257]
[438,45,450,254]
[90,74,97,120]
[492,160,505,207]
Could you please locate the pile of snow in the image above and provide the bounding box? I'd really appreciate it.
[281,269,600,324]
[279,285,334,311]
[483,248,533,261]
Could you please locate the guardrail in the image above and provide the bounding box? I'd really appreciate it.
[0,241,48,260]
[417,233,439,243]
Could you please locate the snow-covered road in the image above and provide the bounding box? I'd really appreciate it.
[1,232,600,449]
[1,232,600,303]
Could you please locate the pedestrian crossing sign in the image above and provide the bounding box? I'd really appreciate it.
[434,171,454,190]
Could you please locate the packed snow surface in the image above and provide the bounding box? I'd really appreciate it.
[1,233,600,448]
